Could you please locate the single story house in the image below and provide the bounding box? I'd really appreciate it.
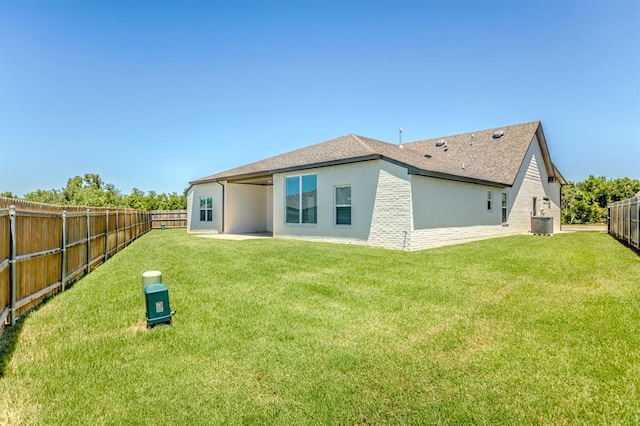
[186,121,565,250]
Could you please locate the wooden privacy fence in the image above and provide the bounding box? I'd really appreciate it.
[151,210,187,229]
[0,198,152,328]
[608,196,639,251]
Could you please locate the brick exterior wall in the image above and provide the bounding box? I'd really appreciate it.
[368,166,413,250]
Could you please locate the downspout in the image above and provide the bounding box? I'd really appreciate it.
[216,181,225,233]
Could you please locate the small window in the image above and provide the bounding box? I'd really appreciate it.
[199,196,213,222]
[502,193,508,223]
[285,175,317,224]
[487,191,493,210]
[335,185,351,225]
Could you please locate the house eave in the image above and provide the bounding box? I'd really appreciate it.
[189,154,510,189]
[189,154,382,185]
[406,168,509,188]
[535,124,566,185]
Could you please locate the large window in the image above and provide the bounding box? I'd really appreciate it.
[285,175,317,224]
[502,193,508,223]
[199,196,213,222]
[335,185,351,225]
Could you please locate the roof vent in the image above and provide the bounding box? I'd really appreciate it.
[470,133,475,147]
[493,130,505,139]
[424,154,432,158]
[435,139,446,147]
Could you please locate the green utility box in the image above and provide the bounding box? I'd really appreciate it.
[145,283,172,327]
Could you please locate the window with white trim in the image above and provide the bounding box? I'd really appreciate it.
[285,174,317,224]
[199,196,213,222]
[487,191,493,210]
[335,185,351,225]
[501,193,508,223]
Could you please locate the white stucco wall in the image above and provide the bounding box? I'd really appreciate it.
[186,182,223,233]
[271,160,414,249]
[411,177,504,229]
[409,177,510,250]
[225,183,270,234]
[272,160,382,244]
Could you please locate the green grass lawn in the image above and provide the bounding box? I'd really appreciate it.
[1,230,639,425]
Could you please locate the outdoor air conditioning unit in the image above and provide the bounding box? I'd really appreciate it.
[531,217,554,235]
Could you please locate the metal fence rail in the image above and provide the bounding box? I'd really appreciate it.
[0,198,152,329]
[608,196,640,251]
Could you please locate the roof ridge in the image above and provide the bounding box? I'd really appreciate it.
[404,120,540,145]
[349,134,379,155]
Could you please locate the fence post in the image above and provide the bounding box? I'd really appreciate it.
[61,209,67,292]
[86,208,91,275]
[105,210,109,262]
[628,199,632,245]
[9,205,17,326]
[115,210,119,252]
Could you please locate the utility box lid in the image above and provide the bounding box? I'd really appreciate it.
[145,283,168,294]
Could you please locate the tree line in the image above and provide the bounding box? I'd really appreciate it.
[561,175,640,224]
[0,173,186,211]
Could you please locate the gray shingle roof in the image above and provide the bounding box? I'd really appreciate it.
[190,121,564,187]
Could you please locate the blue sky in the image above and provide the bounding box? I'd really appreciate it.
[1,0,638,197]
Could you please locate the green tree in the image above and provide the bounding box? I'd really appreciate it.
[125,188,146,210]
[24,188,66,205]
[20,173,187,210]
[561,175,640,224]
[61,174,125,207]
